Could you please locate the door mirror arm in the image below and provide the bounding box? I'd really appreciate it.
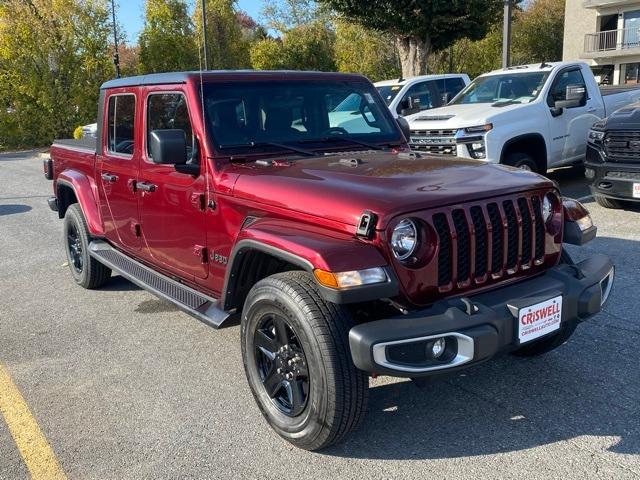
[550,106,564,117]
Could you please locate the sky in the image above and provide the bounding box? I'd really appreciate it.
[118,0,262,44]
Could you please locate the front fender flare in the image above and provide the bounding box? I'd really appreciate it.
[222,219,398,309]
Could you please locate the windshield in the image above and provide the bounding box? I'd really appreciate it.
[203,81,400,154]
[450,72,549,105]
[376,85,403,106]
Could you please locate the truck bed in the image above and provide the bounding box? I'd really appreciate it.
[600,84,640,96]
[52,137,96,152]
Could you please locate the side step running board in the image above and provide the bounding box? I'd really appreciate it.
[89,240,230,329]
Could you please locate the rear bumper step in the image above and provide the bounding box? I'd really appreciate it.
[89,240,230,328]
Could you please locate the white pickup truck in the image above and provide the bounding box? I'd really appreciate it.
[374,74,470,118]
[405,61,640,173]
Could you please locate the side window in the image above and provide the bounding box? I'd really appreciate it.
[107,95,135,155]
[147,93,194,161]
[445,78,465,98]
[547,69,587,107]
[396,81,434,114]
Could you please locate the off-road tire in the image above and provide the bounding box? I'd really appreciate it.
[63,204,111,289]
[510,321,578,357]
[504,152,541,174]
[241,271,368,451]
[595,195,623,209]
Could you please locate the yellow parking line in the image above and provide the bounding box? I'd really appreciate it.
[0,363,66,480]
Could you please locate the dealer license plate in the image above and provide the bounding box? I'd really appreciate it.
[518,295,563,344]
[633,183,640,199]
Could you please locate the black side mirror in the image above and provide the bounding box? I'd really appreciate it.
[396,116,411,142]
[149,129,188,165]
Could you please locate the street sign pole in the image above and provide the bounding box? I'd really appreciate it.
[502,0,513,69]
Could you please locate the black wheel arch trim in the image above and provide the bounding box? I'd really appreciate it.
[221,239,400,311]
[500,133,548,167]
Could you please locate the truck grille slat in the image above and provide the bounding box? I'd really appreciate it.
[433,213,452,286]
[531,196,545,260]
[452,209,471,282]
[470,206,488,278]
[431,193,550,289]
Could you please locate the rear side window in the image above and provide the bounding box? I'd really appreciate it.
[107,94,136,156]
[147,93,195,159]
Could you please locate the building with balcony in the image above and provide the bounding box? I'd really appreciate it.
[563,0,640,85]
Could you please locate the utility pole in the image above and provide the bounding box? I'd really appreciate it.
[201,0,209,70]
[502,0,513,69]
[110,0,121,78]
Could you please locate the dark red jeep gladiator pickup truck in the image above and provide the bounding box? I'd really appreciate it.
[45,71,614,451]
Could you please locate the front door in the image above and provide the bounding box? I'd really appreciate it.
[138,90,208,280]
[97,92,141,252]
[546,67,603,166]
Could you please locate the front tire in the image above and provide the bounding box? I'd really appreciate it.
[504,152,542,174]
[595,195,623,209]
[63,204,111,289]
[241,271,368,451]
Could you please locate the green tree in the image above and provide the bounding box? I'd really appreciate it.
[0,0,114,149]
[250,22,336,71]
[512,0,565,65]
[428,0,564,79]
[261,0,328,35]
[318,0,502,77]
[138,0,198,73]
[250,38,286,70]
[334,20,399,81]
[193,0,251,69]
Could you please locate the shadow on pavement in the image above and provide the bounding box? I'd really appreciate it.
[100,275,141,292]
[0,204,32,216]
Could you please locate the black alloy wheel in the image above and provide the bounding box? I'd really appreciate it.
[254,314,309,417]
[67,221,84,274]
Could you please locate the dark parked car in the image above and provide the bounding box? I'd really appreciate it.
[586,103,640,208]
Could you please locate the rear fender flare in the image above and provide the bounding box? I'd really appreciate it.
[56,170,104,236]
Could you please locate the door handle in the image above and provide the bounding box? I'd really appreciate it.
[137,181,157,193]
[587,107,597,112]
[101,173,118,183]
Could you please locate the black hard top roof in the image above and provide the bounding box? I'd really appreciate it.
[100,70,368,90]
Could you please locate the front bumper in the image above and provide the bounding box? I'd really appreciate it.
[349,254,614,377]
[586,145,640,202]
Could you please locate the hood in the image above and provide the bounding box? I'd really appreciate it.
[603,102,640,130]
[231,151,553,229]
[405,102,525,130]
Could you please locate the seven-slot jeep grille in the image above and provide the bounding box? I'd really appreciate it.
[432,193,548,289]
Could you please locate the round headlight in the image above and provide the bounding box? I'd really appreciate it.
[391,219,418,260]
[543,193,554,222]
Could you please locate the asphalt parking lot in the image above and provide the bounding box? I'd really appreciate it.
[1,150,639,479]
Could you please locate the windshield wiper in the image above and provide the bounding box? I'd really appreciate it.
[218,141,317,157]
[302,136,386,151]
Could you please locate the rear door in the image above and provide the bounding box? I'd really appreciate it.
[137,89,208,280]
[96,91,141,252]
